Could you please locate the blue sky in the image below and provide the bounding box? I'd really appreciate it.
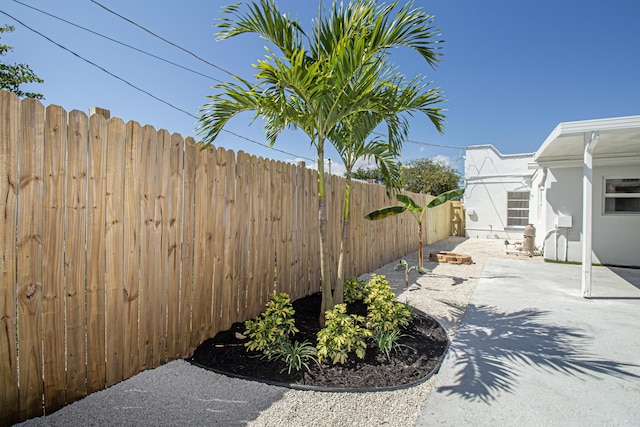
[2,0,639,176]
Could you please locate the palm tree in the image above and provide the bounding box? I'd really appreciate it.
[198,0,445,323]
[365,187,465,268]
[329,110,403,305]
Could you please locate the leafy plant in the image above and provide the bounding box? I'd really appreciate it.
[366,188,465,267]
[198,0,446,325]
[364,275,412,334]
[371,328,412,361]
[273,340,318,374]
[401,158,461,195]
[394,259,430,287]
[1,25,44,99]
[244,293,299,359]
[343,277,368,303]
[316,304,372,365]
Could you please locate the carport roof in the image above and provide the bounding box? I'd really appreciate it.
[533,115,640,167]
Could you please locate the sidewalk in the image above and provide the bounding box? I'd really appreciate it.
[416,259,640,426]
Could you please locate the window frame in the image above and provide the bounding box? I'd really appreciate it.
[506,191,530,227]
[603,177,640,215]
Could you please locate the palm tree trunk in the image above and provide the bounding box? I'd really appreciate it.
[317,144,333,326]
[418,220,424,268]
[334,180,351,305]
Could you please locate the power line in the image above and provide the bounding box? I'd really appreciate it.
[372,131,467,150]
[89,0,238,79]
[12,0,224,83]
[10,2,459,162]
[0,8,315,163]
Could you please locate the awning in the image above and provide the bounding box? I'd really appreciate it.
[532,116,640,297]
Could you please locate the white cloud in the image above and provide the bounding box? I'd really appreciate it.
[432,155,452,167]
[305,158,347,177]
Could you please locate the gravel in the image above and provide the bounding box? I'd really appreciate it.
[18,237,542,427]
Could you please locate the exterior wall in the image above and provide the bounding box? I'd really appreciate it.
[464,145,536,241]
[539,164,639,267]
[540,167,583,262]
[592,164,640,267]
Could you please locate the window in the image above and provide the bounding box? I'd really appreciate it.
[507,191,530,226]
[604,178,640,214]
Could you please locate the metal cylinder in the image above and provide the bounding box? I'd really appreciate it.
[523,224,536,255]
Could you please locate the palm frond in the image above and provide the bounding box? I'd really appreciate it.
[217,0,307,58]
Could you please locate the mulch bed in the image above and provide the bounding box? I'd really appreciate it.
[188,292,449,391]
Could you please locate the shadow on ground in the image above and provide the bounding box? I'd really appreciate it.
[610,266,640,292]
[436,304,640,403]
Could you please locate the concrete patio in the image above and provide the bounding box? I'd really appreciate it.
[417,259,640,426]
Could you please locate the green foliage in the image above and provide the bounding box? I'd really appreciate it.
[371,328,411,361]
[244,293,299,359]
[343,277,368,303]
[364,274,412,334]
[199,0,446,317]
[366,188,465,267]
[1,25,44,99]
[351,166,388,184]
[273,340,318,374]
[316,304,372,365]
[364,205,406,221]
[244,293,317,373]
[401,158,461,195]
[394,259,430,287]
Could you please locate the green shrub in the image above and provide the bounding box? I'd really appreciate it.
[316,304,372,364]
[371,328,411,360]
[344,277,368,303]
[364,274,412,334]
[274,340,318,374]
[244,293,299,359]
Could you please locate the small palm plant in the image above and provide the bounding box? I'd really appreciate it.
[366,188,464,268]
[394,259,430,288]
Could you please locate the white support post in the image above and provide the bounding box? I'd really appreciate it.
[581,131,599,298]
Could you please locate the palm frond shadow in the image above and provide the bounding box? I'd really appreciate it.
[437,304,640,403]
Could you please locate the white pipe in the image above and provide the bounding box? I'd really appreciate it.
[555,224,559,261]
[582,131,600,298]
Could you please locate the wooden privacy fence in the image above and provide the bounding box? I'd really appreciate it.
[0,92,456,424]
[451,201,465,237]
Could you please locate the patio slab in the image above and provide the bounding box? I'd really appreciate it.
[416,259,640,426]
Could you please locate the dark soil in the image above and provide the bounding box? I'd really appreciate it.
[188,292,449,391]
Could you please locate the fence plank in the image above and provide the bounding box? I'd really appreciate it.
[0,91,20,426]
[86,113,107,393]
[289,163,300,299]
[179,138,197,357]
[236,151,250,321]
[261,157,275,303]
[165,132,184,359]
[65,109,88,403]
[42,104,67,414]
[104,118,126,387]
[191,146,212,348]
[246,154,261,319]
[122,121,141,379]
[221,149,237,329]
[16,98,45,420]
[156,129,170,365]
[138,125,158,370]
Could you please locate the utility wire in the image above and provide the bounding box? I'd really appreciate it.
[372,131,466,150]
[19,1,448,162]
[0,9,315,163]
[12,0,224,83]
[89,0,237,79]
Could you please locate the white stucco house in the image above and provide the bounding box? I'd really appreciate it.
[464,115,640,296]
